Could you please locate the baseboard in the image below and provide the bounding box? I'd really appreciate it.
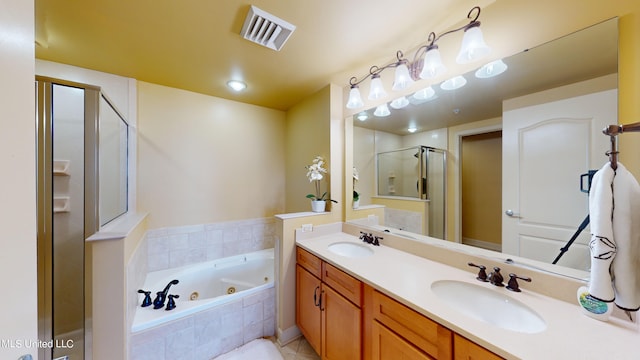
[276,325,301,346]
[462,237,502,252]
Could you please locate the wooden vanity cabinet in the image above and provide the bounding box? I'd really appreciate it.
[454,334,503,360]
[296,247,362,360]
[370,289,452,360]
[296,246,503,360]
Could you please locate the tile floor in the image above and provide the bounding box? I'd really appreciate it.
[274,336,320,360]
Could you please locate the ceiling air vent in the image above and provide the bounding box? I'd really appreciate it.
[240,5,296,51]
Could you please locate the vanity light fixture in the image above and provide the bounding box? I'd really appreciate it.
[368,73,388,100]
[440,75,467,91]
[390,96,410,109]
[373,103,391,117]
[345,6,490,109]
[413,86,436,101]
[346,86,365,108]
[475,59,508,78]
[226,80,247,92]
[356,111,369,121]
[407,127,418,133]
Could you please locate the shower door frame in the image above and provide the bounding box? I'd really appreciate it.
[36,77,100,360]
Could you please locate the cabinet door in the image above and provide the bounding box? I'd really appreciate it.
[296,264,322,354]
[322,284,361,360]
[454,334,503,360]
[372,321,435,360]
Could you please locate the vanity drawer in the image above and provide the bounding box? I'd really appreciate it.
[322,262,362,306]
[296,247,322,278]
[373,290,452,359]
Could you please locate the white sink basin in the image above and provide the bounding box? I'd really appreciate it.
[328,242,374,258]
[431,280,546,334]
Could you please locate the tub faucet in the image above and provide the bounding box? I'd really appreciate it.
[153,279,179,309]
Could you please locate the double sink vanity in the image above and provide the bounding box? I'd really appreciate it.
[294,224,638,359]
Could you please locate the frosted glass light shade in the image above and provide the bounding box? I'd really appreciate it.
[390,96,409,109]
[456,26,491,64]
[373,103,390,117]
[368,75,387,100]
[413,86,436,100]
[420,48,447,79]
[392,63,414,91]
[440,75,467,91]
[475,59,508,78]
[346,87,364,109]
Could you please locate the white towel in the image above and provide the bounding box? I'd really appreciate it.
[611,163,640,311]
[588,162,616,302]
[588,162,640,311]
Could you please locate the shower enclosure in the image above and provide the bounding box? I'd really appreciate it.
[377,146,446,238]
[36,77,128,360]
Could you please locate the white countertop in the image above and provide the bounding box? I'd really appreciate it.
[296,232,639,360]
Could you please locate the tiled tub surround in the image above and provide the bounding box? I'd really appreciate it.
[146,217,276,272]
[130,286,275,360]
[126,217,276,360]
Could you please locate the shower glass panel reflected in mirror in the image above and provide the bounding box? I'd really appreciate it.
[376,146,446,238]
[99,94,128,226]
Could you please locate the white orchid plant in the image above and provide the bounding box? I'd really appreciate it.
[305,155,337,203]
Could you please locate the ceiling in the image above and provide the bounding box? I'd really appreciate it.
[35,0,495,111]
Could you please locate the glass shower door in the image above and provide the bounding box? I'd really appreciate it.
[37,79,99,360]
[426,148,446,239]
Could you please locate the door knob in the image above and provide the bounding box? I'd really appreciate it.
[505,209,520,217]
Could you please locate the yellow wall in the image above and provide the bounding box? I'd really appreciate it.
[285,85,333,213]
[277,84,344,343]
[461,132,502,246]
[136,81,287,229]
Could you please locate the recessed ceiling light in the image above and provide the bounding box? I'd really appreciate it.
[227,80,247,92]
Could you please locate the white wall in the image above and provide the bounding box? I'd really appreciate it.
[0,1,38,359]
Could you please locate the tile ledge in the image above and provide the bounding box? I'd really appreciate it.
[275,211,331,220]
[86,212,148,242]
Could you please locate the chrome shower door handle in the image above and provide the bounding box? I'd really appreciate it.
[505,209,520,218]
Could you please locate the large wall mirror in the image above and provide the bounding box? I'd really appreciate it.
[347,18,618,277]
